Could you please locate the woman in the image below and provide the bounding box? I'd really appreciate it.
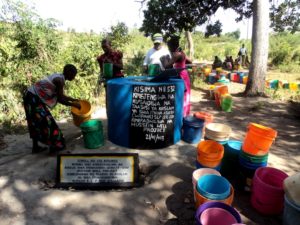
[23,64,81,154]
[162,35,192,117]
[97,38,124,80]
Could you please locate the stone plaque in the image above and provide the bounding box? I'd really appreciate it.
[56,153,139,189]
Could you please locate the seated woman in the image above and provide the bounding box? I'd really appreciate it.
[212,56,223,69]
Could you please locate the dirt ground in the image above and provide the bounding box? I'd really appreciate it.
[0,82,299,225]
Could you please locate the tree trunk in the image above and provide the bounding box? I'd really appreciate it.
[185,30,194,60]
[244,0,269,96]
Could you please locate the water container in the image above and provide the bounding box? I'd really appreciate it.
[197,140,224,168]
[251,167,288,215]
[238,72,245,83]
[221,94,233,112]
[242,123,277,155]
[80,119,104,149]
[270,80,279,89]
[283,195,300,225]
[197,174,231,200]
[103,63,113,78]
[148,64,160,76]
[196,160,222,171]
[208,74,217,84]
[71,100,92,127]
[182,116,205,143]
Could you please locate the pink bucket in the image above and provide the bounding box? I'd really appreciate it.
[251,167,288,215]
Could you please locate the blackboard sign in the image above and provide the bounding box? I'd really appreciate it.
[130,85,176,149]
[56,153,139,189]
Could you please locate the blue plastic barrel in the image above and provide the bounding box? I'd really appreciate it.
[182,116,205,144]
[106,76,184,149]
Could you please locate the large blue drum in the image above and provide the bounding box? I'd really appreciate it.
[106,76,184,149]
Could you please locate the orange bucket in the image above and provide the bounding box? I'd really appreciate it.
[71,100,92,127]
[194,184,234,209]
[194,112,214,124]
[242,123,277,155]
[214,85,228,107]
[197,140,224,167]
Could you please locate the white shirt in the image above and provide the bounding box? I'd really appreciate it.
[143,46,171,70]
[239,47,247,55]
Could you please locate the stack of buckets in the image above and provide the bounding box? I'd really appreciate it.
[238,123,277,191]
[251,167,288,215]
[71,100,104,149]
[204,123,232,145]
[196,140,224,171]
[192,168,234,209]
[220,140,242,178]
[213,85,233,112]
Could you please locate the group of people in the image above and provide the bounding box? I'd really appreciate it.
[212,44,250,71]
[24,33,192,154]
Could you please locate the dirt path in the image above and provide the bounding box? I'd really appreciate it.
[0,83,299,225]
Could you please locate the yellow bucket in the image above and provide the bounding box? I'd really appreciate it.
[71,100,92,127]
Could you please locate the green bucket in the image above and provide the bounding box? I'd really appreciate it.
[80,119,104,149]
[103,63,113,78]
[148,64,160,76]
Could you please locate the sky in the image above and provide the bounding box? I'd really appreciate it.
[27,0,252,39]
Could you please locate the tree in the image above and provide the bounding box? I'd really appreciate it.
[270,0,300,34]
[104,22,131,51]
[225,29,241,40]
[139,0,278,96]
[245,0,269,96]
[205,20,222,38]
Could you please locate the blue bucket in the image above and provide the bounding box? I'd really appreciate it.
[224,140,242,158]
[239,156,268,170]
[196,160,221,171]
[196,174,231,200]
[238,72,245,83]
[182,116,205,144]
[208,74,216,84]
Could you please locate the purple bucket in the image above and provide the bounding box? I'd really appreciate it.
[195,201,242,225]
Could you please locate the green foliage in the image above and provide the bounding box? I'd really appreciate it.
[103,22,132,51]
[225,29,241,40]
[270,0,300,34]
[205,21,222,38]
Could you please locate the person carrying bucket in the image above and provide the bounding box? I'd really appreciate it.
[23,64,81,154]
[162,35,192,117]
[143,33,171,76]
[97,38,124,84]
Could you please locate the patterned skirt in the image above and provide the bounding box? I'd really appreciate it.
[23,91,65,150]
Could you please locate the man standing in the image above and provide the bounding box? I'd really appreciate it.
[143,33,171,75]
[238,44,248,67]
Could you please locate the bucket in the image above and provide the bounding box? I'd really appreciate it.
[251,167,288,215]
[220,140,242,177]
[148,64,160,76]
[103,63,113,78]
[192,168,221,201]
[205,123,231,141]
[197,140,224,168]
[199,208,237,225]
[208,74,216,84]
[195,202,242,225]
[194,112,214,124]
[289,82,298,91]
[194,184,234,209]
[239,150,268,163]
[242,123,277,155]
[182,116,205,144]
[80,119,104,149]
[71,100,92,127]
[243,76,248,84]
[283,195,300,225]
[203,67,212,76]
[221,94,233,112]
[284,172,300,206]
[238,72,245,83]
[196,174,231,200]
